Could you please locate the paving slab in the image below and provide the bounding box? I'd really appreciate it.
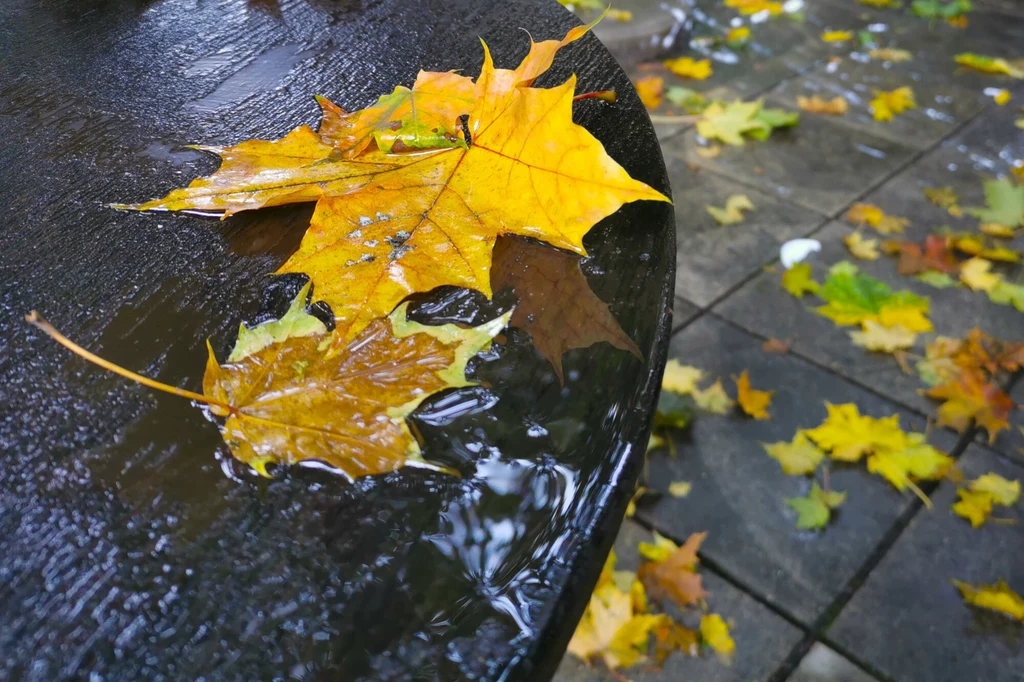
[827,444,1024,682]
[552,519,803,682]
[715,221,1021,417]
[669,105,917,215]
[765,56,987,151]
[664,154,828,307]
[637,314,958,624]
[788,643,882,682]
[673,296,702,332]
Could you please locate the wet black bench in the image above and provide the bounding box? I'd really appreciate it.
[0,0,674,679]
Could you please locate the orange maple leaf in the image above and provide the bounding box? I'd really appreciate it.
[638,532,709,607]
[925,373,1014,441]
[734,370,774,420]
[119,21,669,343]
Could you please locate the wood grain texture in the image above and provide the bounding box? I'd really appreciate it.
[0,0,674,679]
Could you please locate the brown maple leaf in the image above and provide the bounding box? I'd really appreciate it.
[925,373,1014,442]
[490,235,641,382]
[638,532,709,608]
[883,235,958,275]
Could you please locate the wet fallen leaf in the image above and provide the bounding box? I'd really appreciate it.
[666,86,709,113]
[725,0,783,15]
[781,262,820,297]
[925,373,1014,441]
[663,360,704,395]
[980,223,1016,238]
[959,257,1000,292]
[664,56,713,80]
[953,580,1024,621]
[847,203,909,234]
[923,185,963,217]
[696,99,799,146]
[953,488,994,527]
[870,87,917,122]
[606,8,633,21]
[850,320,917,352]
[993,89,1012,105]
[694,379,735,414]
[669,481,692,498]
[734,370,773,420]
[638,531,680,563]
[845,231,880,260]
[861,0,902,7]
[700,614,735,664]
[971,473,1021,506]
[696,143,722,159]
[816,262,932,331]
[118,22,668,343]
[916,271,957,288]
[655,391,696,430]
[491,236,641,383]
[639,532,710,607]
[635,75,665,109]
[797,95,849,115]
[763,432,826,475]
[725,27,751,45]
[762,338,790,353]
[990,280,1024,311]
[954,53,1024,78]
[786,481,846,529]
[913,0,972,19]
[869,47,913,62]
[653,620,700,665]
[915,328,1024,387]
[821,30,854,42]
[883,235,958,275]
[948,232,1021,262]
[707,194,755,225]
[967,178,1024,229]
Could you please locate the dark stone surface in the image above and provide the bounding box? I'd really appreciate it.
[827,444,1024,682]
[552,520,803,682]
[669,107,917,216]
[716,221,1020,418]
[788,643,881,682]
[636,315,959,624]
[986,379,1024,466]
[0,1,676,680]
[665,153,828,307]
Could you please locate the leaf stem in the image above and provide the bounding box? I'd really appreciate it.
[25,311,233,415]
[572,90,617,104]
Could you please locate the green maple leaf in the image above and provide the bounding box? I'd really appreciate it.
[697,100,799,146]
[967,178,1024,229]
[786,482,846,530]
[816,262,929,325]
[911,0,972,18]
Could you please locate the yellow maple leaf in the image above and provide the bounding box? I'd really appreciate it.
[953,580,1024,622]
[707,194,755,225]
[876,304,933,333]
[952,488,994,527]
[119,23,668,342]
[959,257,1001,292]
[993,89,1011,106]
[925,374,1014,441]
[694,378,734,414]
[971,473,1021,506]
[634,75,664,110]
[664,56,713,80]
[821,30,854,42]
[662,360,704,394]
[954,53,1024,78]
[804,403,905,462]
[797,95,849,115]
[725,0,783,15]
[781,262,820,297]
[869,48,913,62]
[669,480,693,497]
[844,231,879,260]
[700,614,736,664]
[726,27,751,43]
[763,432,825,475]
[870,87,916,122]
[847,203,909,234]
[734,370,773,420]
[979,223,1016,238]
[638,531,679,563]
[849,320,916,352]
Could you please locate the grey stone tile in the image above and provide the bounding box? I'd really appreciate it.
[636,315,958,623]
[715,221,1022,417]
[671,111,917,215]
[552,519,803,682]
[766,57,987,150]
[827,445,1024,682]
[664,156,828,306]
[789,643,881,682]
[974,0,1024,17]
[941,100,1024,173]
[673,296,702,332]
[589,0,694,69]
[985,379,1024,466]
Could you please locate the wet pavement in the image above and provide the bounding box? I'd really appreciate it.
[557,1,1024,681]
